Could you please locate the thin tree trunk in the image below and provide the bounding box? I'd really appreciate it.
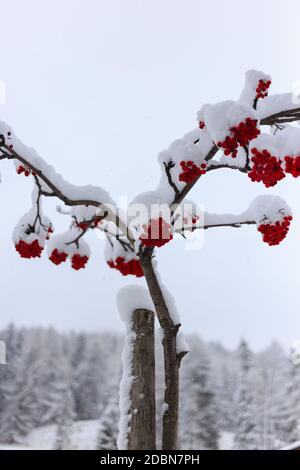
[127,308,156,450]
[141,255,187,450]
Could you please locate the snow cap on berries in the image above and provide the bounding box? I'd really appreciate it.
[104,239,143,278]
[238,70,272,105]
[246,195,293,246]
[48,228,91,270]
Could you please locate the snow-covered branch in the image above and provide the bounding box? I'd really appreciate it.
[0,134,132,243]
[177,195,293,247]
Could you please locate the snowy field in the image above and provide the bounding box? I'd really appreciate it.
[0,421,234,450]
[0,420,99,450]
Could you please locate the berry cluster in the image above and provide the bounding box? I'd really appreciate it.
[179,161,207,183]
[218,119,260,158]
[199,121,205,129]
[140,217,173,247]
[248,148,285,187]
[256,79,271,100]
[16,165,35,177]
[15,239,43,259]
[71,254,89,270]
[257,216,293,246]
[285,156,300,178]
[76,216,103,231]
[107,257,144,278]
[49,249,68,265]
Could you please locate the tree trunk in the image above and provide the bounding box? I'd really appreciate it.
[161,332,181,450]
[127,308,156,450]
[141,255,187,450]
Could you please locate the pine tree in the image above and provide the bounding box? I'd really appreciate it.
[0,327,40,443]
[54,386,75,450]
[97,395,119,450]
[272,362,300,448]
[218,365,237,433]
[234,340,259,450]
[180,338,219,450]
[71,334,102,420]
[34,329,72,427]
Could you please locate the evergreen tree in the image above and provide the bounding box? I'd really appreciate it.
[71,334,103,420]
[0,328,39,443]
[234,340,259,450]
[180,338,219,450]
[54,386,75,450]
[97,395,119,450]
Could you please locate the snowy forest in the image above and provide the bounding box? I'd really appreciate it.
[0,324,299,451]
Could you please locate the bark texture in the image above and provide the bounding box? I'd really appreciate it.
[141,256,187,450]
[127,308,156,450]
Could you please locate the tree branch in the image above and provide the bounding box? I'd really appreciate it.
[163,161,180,197]
[0,142,134,244]
[170,106,300,209]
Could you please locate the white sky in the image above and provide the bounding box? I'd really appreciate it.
[0,0,300,349]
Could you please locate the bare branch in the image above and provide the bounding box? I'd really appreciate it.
[260,107,300,126]
[176,219,256,235]
[170,106,300,209]
[207,162,247,173]
[163,161,180,197]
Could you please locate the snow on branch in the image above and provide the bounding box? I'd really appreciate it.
[0,123,131,241]
[155,70,300,212]
[178,195,293,247]
[13,186,53,259]
[0,69,299,276]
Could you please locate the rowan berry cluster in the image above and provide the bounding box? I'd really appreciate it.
[71,254,89,270]
[218,119,260,158]
[107,256,144,277]
[179,161,207,183]
[15,239,43,259]
[257,216,293,246]
[285,156,300,178]
[140,217,173,247]
[256,79,271,99]
[49,249,68,265]
[248,148,285,187]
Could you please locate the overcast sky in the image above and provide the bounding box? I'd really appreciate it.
[0,0,300,350]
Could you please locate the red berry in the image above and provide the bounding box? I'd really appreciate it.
[71,254,89,270]
[49,249,68,265]
[107,256,144,278]
[218,118,260,158]
[257,216,292,246]
[199,121,205,129]
[179,160,206,183]
[140,217,173,248]
[15,239,43,259]
[248,148,285,187]
[255,79,271,100]
[285,156,300,178]
[17,165,25,175]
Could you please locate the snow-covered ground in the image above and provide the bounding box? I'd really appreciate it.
[3,426,297,451]
[0,422,235,450]
[218,432,234,450]
[0,420,99,450]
